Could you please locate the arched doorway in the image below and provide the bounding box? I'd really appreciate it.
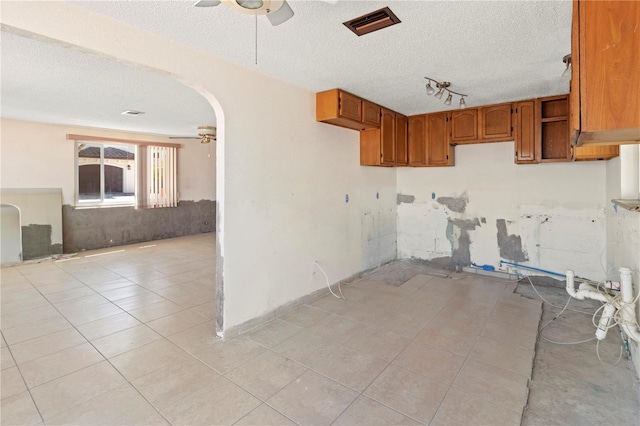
[1,204,22,264]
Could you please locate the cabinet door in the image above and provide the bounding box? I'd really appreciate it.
[362,100,381,127]
[450,109,478,143]
[396,114,408,166]
[427,113,452,166]
[339,91,362,122]
[481,104,512,140]
[408,115,427,166]
[380,108,396,165]
[514,101,536,164]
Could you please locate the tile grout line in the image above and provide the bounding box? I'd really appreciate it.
[9,261,177,425]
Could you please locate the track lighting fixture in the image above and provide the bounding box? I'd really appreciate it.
[424,77,467,108]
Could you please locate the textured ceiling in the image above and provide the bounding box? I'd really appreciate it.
[0,30,216,137]
[1,0,572,135]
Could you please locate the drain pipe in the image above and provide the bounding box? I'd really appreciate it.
[619,267,640,343]
[565,270,612,304]
[566,268,640,343]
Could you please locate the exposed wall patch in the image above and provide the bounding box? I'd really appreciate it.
[21,224,62,260]
[397,194,415,205]
[496,219,528,262]
[446,218,481,269]
[437,192,468,213]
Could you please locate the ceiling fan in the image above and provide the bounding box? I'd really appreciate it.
[170,126,217,144]
[195,0,295,26]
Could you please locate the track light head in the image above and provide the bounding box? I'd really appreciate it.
[426,82,435,95]
[459,96,466,108]
[444,93,453,106]
[434,87,445,99]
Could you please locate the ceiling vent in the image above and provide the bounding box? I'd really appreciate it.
[343,7,401,37]
[121,110,145,116]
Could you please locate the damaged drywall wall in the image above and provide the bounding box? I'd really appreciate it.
[21,224,62,260]
[397,194,415,204]
[396,143,608,280]
[437,192,468,213]
[63,199,215,253]
[496,219,528,262]
[445,218,481,269]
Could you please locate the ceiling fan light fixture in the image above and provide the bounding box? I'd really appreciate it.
[236,0,264,10]
[198,125,217,144]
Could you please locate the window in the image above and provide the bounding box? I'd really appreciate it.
[74,139,178,208]
[76,142,136,206]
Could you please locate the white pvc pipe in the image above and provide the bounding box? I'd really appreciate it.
[565,270,612,303]
[619,267,640,343]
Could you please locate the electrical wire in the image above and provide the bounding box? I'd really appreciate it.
[314,260,345,299]
[525,275,594,316]
[596,339,624,367]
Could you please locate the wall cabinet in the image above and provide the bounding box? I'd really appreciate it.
[407,113,454,167]
[362,100,381,127]
[536,95,571,162]
[573,145,619,161]
[571,0,640,146]
[396,114,408,166]
[360,110,408,167]
[408,115,427,166]
[428,113,454,166]
[316,89,379,131]
[450,104,513,145]
[481,104,513,141]
[514,101,536,164]
[450,109,478,143]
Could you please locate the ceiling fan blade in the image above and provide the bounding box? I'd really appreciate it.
[266,0,294,26]
[169,136,201,139]
[194,0,221,7]
[318,0,338,3]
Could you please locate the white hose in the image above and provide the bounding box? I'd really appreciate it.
[314,260,345,299]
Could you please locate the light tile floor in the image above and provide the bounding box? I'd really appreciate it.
[2,233,543,425]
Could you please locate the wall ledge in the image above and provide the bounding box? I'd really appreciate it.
[612,199,640,212]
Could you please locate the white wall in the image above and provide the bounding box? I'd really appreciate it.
[0,118,215,205]
[397,142,608,280]
[0,204,22,264]
[1,2,397,333]
[606,148,640,372]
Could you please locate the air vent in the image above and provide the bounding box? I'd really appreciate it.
[121,110,145,116]
[343,7,401,37]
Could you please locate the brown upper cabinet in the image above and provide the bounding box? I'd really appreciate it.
[407,113,454,167]
[571,0,640,146]
[427,113,455,166]
[514,101,536,164]
[536,95,571,163]
[480,104,513,141]
[316,89,379,131]
[360,109,408,167]
[450,109,478,144]
[408,115,427,166]
[362,100,381,127]
[450,104,513,145]
[396,114,408,166]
